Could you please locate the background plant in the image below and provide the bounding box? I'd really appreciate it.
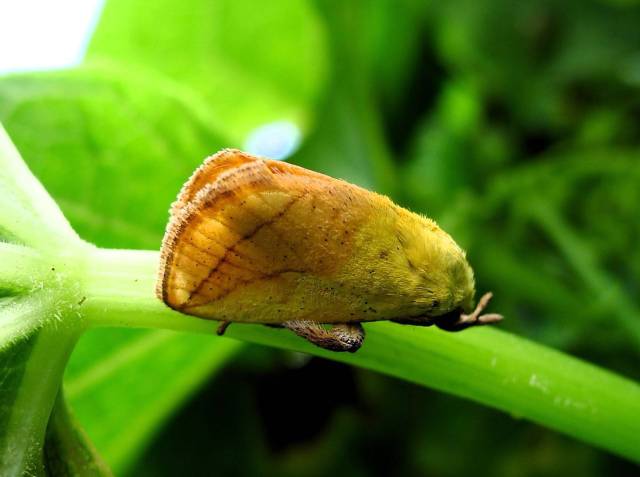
[1,0,640,476]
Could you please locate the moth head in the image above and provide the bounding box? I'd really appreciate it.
[395,213,476,319]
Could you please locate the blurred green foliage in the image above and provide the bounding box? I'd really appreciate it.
[1,0,639,475]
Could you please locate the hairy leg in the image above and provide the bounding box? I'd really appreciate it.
[283,321,365,352]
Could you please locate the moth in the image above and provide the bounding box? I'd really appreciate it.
[157,149,502,352]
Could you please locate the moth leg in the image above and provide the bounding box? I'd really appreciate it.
[283,321,365,353]
[216,321,231,336]
[434,292,503,331]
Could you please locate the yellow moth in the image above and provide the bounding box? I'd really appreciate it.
[157,149,502,352]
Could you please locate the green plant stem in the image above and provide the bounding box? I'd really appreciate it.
[0,242,45,294]
[83,247,640,463]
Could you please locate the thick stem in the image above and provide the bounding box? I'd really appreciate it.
[83,248,216,333]
[0,242,46,294]
[83,248,640,463]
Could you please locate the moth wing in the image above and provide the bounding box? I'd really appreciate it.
[157,150,331,312]
[171,149,257,214]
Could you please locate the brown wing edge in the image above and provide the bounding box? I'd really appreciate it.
[171,148,258,215]
[157,178,245,308]
[157,149,259,305]
[156,198,196,305]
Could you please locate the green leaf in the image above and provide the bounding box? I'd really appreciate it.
[88,0,329,143]
[401,80,484,214]
[64,328,240,474]
[0,125,78,249]
[0,65,230,248]
[44,393,113,477]
[292,80,396,194]
[429,0,640,131]
[349,0,431,115]
[480,153,640,351]
[0,327,80,476]
[291,0,397,195]
[0,66,245,473]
